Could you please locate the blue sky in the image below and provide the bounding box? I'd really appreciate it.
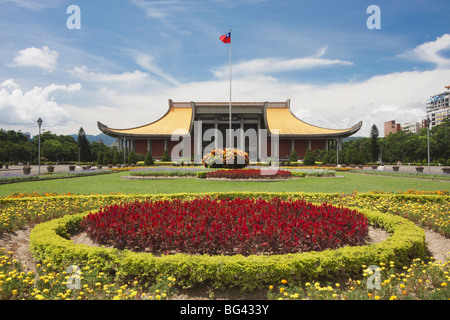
[0,0,449,137]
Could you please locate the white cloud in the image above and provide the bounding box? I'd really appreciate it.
[0,80,81,128]
[211,47,353,79]
[401,33,450,67]
[135,54,181,86]
[69,65,149,83]
[12,46,59,72]
[2,0,59,11]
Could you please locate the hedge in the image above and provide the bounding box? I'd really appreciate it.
[29,195,427,291]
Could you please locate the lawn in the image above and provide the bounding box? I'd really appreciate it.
[0,171,448,196]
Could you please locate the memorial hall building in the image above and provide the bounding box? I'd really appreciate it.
[97,99,362,161]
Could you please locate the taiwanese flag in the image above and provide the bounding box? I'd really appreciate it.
[220,32,231,43]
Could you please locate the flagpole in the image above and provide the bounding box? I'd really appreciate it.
[228,28,232,148]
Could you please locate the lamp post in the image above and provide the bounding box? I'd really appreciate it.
[37,118,43,175]
[426,117,431,174]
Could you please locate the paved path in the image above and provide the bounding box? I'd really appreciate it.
[0,164,106,177]
[359,164,448,175]
[1,164,449,177]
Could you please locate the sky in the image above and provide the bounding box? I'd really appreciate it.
[0,0,449,138]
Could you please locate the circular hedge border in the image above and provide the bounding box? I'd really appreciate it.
[29,195,427,291]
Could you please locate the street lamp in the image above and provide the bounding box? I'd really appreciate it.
[37,117,43,175]
[426,117,431,174]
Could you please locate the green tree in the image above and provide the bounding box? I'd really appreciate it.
[370,124,380,162]
[303,149,315,165]
[77,127,91,162]
[430,119,450,160]
[112,150,121,164]
[42,139,62,162]
[102,151,112,165]
[127,151,138,164]
[289,149,298,163]
[161,150,171,162]
[144,151,154,166]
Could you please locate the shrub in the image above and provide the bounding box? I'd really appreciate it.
[303,149,315,166]
[205,169,291,179]
[289,149,298,163]
[144,151,154,166]
[197,171,207,179]
[29,201,427,291]
[127,151,138,164]
[161,150,171,162]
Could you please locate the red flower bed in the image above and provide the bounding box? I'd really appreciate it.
[206,169,291,179]
[81,198,368,256]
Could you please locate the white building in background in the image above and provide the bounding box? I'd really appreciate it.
[402,122,422,134]
[427,85,450,128]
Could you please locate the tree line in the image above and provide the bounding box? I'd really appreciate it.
[294,119,450,166]
[0,127,106,165]
[1,119,449,166]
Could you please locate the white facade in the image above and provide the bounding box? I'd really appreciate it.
[402,122,422,134]
[427,88,450,127]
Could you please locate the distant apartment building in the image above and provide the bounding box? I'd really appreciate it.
[427,85,450,127]
[384,120,401,136]
[402,122,422,134]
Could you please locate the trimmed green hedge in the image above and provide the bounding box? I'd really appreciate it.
[29,195,427,291]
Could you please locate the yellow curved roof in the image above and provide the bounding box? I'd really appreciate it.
[98,107,192,136]
[266,107,360,136]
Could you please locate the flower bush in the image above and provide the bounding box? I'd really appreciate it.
[81,197,368,255]
[202,148,249,168]
[268,257,450,300]
[205,169,293,180]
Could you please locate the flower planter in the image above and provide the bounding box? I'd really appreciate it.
[69,165,76,171]
[371,165,378,170]
[22,166,31,174]
[97,165,103,169]
[442,167,450,174]
[107,164,113,168]
[415,166,424,173]
[392,166,400,172]
[47,166,55,173]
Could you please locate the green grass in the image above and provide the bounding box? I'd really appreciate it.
[0,171,448,196]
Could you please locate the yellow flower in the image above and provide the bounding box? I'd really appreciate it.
[269,285,273,290]
[281,279,287,284]
[374,295,380,300]
[441,282,447,287]
[389,295,397,300]
[280,288,285,293]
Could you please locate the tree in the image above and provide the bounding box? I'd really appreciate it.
[303,149,315,165]
[101,151,109,165]
[370,124,380,162]
[161,150,171,162]
[127,151,138,164]
[112,150,121,164]
[77,127,91,162]
[289,149,298,163]
[42,139,62,162]
[430,119,450,161]
[144,151,154,166]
